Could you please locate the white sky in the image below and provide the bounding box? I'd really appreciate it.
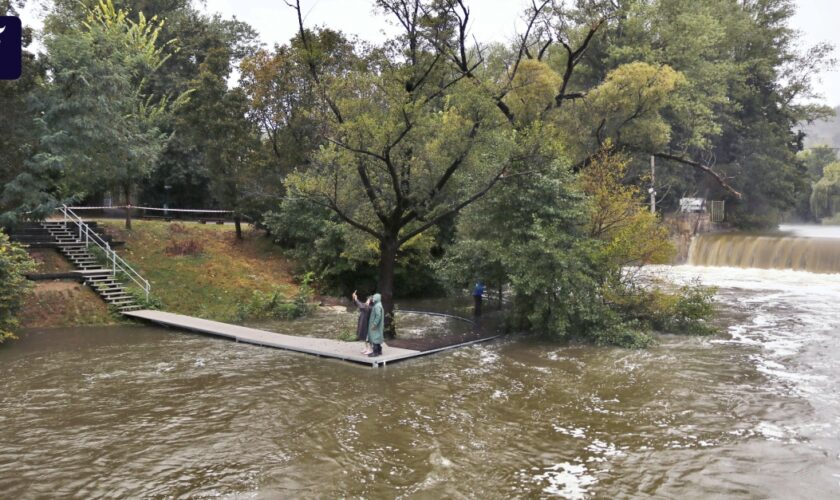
[18,0,840,105]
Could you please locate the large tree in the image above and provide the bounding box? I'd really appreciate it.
[0,0,49,222]
[572,0,834,225]
[284,0,532,336]
[27,0,188,228]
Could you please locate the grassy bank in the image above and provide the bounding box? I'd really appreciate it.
[20,281,115,328]
[99,220,297,321]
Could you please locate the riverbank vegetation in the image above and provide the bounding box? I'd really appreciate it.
[1,0,833,345]
[0,234,37,342]
[99,220,299,321]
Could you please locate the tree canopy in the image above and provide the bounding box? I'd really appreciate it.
[0,0,833,344]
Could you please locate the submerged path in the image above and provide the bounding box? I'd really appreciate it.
[123,310,499,367]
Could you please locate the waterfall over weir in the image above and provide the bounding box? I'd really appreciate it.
[688,230,840,274]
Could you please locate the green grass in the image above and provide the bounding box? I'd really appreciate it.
[100,220,297,321]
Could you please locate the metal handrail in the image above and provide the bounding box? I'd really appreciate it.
[58,205,151,299]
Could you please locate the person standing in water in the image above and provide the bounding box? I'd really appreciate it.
[367,293,384,357]
[472,280,485,317]
[352,290,373,354]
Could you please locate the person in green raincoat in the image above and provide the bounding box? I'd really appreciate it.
[367,293,384,357]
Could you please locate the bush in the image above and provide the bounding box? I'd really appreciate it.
[236,282,314,321]
[0,232,37,343]
[164,239,204,256]
[607,278,718,336]
[124,287,164,310]
[168,222,189,234]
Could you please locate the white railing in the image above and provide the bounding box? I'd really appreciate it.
[59,205,151,299]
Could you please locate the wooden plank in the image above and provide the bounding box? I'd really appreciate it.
[122,309,500,367]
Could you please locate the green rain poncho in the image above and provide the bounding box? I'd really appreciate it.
[367,293,384,344]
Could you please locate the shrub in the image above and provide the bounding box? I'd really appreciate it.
[0,233,37,343]
[168,222,189,234]
[164,239,204,256]
[606,278,718,337]
[236,283,314,321]
[125,287,163,310]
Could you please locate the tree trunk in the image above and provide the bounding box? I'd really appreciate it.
[123,184,132,230]
[377,236,398,339]
[234,214,242,240]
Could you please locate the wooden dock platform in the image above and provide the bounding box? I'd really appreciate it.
[123,310,499,367]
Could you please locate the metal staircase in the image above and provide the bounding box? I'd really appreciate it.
[40,206,151,313]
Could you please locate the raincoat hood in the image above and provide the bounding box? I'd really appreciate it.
[371,293,381,304]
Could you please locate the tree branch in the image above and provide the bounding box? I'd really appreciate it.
[654,152,742,199]
[297,194,384,240]
[398,166,508,244]
[285,0,344,123]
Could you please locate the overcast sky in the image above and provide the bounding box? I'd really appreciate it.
[200,0,840,105]
[19,0,840,105]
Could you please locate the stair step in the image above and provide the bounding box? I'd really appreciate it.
[93,284,121,290]
[103,295,131,301]
[94,285,123,291]
[108,300,136,306]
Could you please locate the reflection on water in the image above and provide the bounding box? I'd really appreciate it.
[1,267,839,498]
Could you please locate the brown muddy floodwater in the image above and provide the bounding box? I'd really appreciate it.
[2,264,840,498]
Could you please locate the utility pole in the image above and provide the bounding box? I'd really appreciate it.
[649,155,656,213]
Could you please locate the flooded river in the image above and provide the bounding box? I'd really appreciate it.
[2,264,840,497]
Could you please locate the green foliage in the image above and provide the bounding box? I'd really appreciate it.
[0,3,45,221]
[0,233,38,343]
[235,284,314,321]
[120,286,163,311]
[800,146,839,180]
[7,0,189,223]
[264,198,444,297]
[606,278,718,337]
[811,162,840,220]
[566,0,833,227]
[336,328,358,342]
[555,62,687,159]
[579,148,675,267]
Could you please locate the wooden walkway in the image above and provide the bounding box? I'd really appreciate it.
[123,310,499,367]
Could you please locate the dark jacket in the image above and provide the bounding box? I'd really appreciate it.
[355,298,372,341]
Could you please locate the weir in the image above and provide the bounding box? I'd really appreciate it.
[688,232,840,274]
